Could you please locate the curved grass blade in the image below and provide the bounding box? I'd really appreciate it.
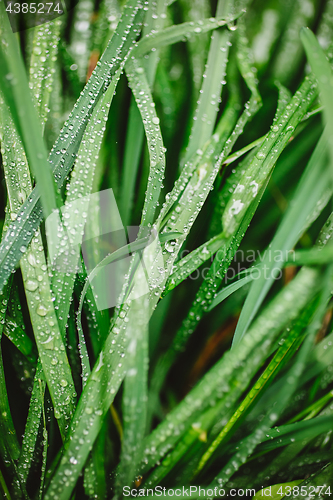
[76,230,181,348]
[0,0,144,295]
[131,13,240,60]
[4,316,37,364]
[257,414,333,454]
[208,271,255,310]
[163,232,226,296]
[208,244,333,313]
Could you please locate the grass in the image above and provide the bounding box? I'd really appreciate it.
[0,0,333,498]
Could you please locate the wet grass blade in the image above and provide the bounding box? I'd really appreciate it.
[120,0,167,226]
[301,27,333,172]
[116,295,149,491]
[232,129,330,347]
[183,0,233,162]
[125,57,166,231]
[0,317,20,463]
[257,414,333,453]
[131,13,239,61]
[148,23,264,403]
[15,361,45,496]
[0,3,58,220]
[163,232,226,296]
[4,315,37,364]
[0,101,76,439]
[209,260,333,488]
[68,0,94,82]
[29,19,62,132]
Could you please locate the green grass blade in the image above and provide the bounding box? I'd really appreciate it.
[131,13,239,60]
[125,57,166,231]
[163,232,225,295]
[179,0,210,96]
[116,295,149,491]
[183,0,233,162]
[208,272,255,310]
[149,24,264,402]
[29,19,62,132]
[120,98,146,227]
[0,2,58,220]
[301,27,333,172]
[83,423,107,499]
[148,102,262,415]
[257,414,333,454]
[0,330,20,462]
[271,0,318,85]
[292,463,333,497]
[232,129,330,347]
[120,0,167,227]
[15,361,45,495]
[209,262,333,488]
[0,232,19,465]
[4,315,37,364]
[0,101,76,440]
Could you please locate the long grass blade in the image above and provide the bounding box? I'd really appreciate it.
[301,27,333,173]
[0,101,76,439]
[29,19,62,132]
[0,3,59,220]
[232,129,331,347]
